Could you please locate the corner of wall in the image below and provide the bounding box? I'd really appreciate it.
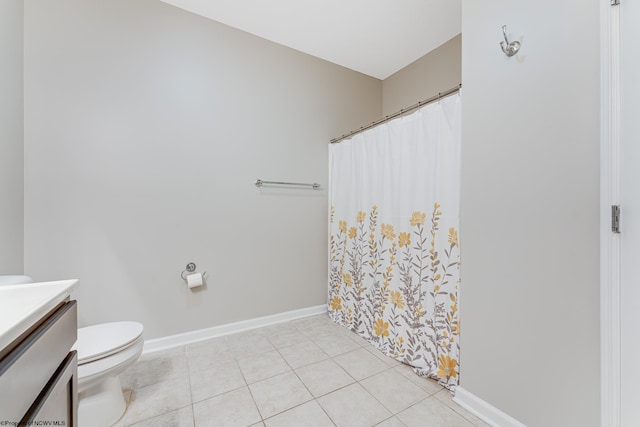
[0,0,24,274]
[381,34,461,116]
[453,387,527,427]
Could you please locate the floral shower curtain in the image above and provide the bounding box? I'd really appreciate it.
[328,93,461,389]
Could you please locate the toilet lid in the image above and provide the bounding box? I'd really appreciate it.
[74,321,144,364]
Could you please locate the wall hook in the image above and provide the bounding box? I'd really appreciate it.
[500,25,521,57]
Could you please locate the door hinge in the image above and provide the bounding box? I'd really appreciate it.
[612,0,620,6]
[612,205,621,233]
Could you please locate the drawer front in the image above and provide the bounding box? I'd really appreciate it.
[0,301,77,423]
[22,351,78,427]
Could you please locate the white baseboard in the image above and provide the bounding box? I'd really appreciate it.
[143,304,328,354]
[453,387,527,427]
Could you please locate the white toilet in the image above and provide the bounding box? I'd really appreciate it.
[75,321,144,427]
[0,275,144,427]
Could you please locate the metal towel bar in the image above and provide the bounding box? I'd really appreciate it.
[255,179,320,190]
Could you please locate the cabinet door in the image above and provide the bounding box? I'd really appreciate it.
[21,351,78,427]
[0,300,77,422]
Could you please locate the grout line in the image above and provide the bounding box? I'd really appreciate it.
[184,348,195,424]
[189,382,246,406]
[233,350,259,420]
[243,383,264,424]
[374,415,408,427]
[119,403,194,427]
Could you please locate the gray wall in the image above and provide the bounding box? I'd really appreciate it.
[0,0,24,274]
[383,2,600,424]
[460,1,600,426]
[382,35,461,116]
[23,0,381,339]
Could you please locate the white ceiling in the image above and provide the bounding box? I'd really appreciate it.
[159,0,461,80]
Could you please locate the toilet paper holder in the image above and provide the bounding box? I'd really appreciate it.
[181,262,207,281]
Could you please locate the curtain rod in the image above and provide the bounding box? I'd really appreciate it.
[330,83,462,144]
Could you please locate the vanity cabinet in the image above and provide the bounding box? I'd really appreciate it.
[0,300,78,426]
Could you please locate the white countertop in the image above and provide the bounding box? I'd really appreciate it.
[0,279,78,351]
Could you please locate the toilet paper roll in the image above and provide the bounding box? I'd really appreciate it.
[186,273,203,289]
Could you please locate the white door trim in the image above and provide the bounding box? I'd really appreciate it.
[600,0,621,425]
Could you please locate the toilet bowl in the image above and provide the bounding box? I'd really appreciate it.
[0,275,144,427]
[75,321,144,427]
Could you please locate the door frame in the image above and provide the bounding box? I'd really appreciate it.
[600,0,621,425]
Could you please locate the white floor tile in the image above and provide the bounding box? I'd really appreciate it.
[333,347,389,381]
[393,364,444,395]
[317,383,392,427]
[227,331,276,358]
[346,331,372,347]
[130,353,189,389]
[264,400,334,427]
[189,360,246,403]
[238,350,291,384]
[396,397,474,427]
[119,375,192,425]
[267,328,311,349]
[186,337,235,372]
[360,369,429,413]
[312,333,362,357]
[375,416,408,427]
[192,387,261,427]
[258,322,300,337]
[124,405,194,427]
[279,341,328,369]
[364,344,402,367]
[249,371,313,419]
[295,358,355,397]
[295,318,346,337]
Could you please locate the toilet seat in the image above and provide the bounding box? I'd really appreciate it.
[75,321,144,364]
[77,334,144,388]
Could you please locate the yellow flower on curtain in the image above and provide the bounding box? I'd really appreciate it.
[410,211,426,226]
[398,232,411,248]
[448,227,459,247]
[437,354,458,379]
[451,321,460,335]
[330,296,342,311]
[381,224,396,240]
[338,220,347,233]
[357,211,366,223]
[390,290,405,309]
[348,227,357,239]
[433,202,442,217]
[343,273,353,287]
[374,318,389,337]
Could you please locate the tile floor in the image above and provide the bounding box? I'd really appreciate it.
[114,314,490,427]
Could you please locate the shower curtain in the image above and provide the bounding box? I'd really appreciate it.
[328,93,461,389]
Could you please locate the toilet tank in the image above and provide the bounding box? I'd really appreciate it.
[0,276,34,286]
